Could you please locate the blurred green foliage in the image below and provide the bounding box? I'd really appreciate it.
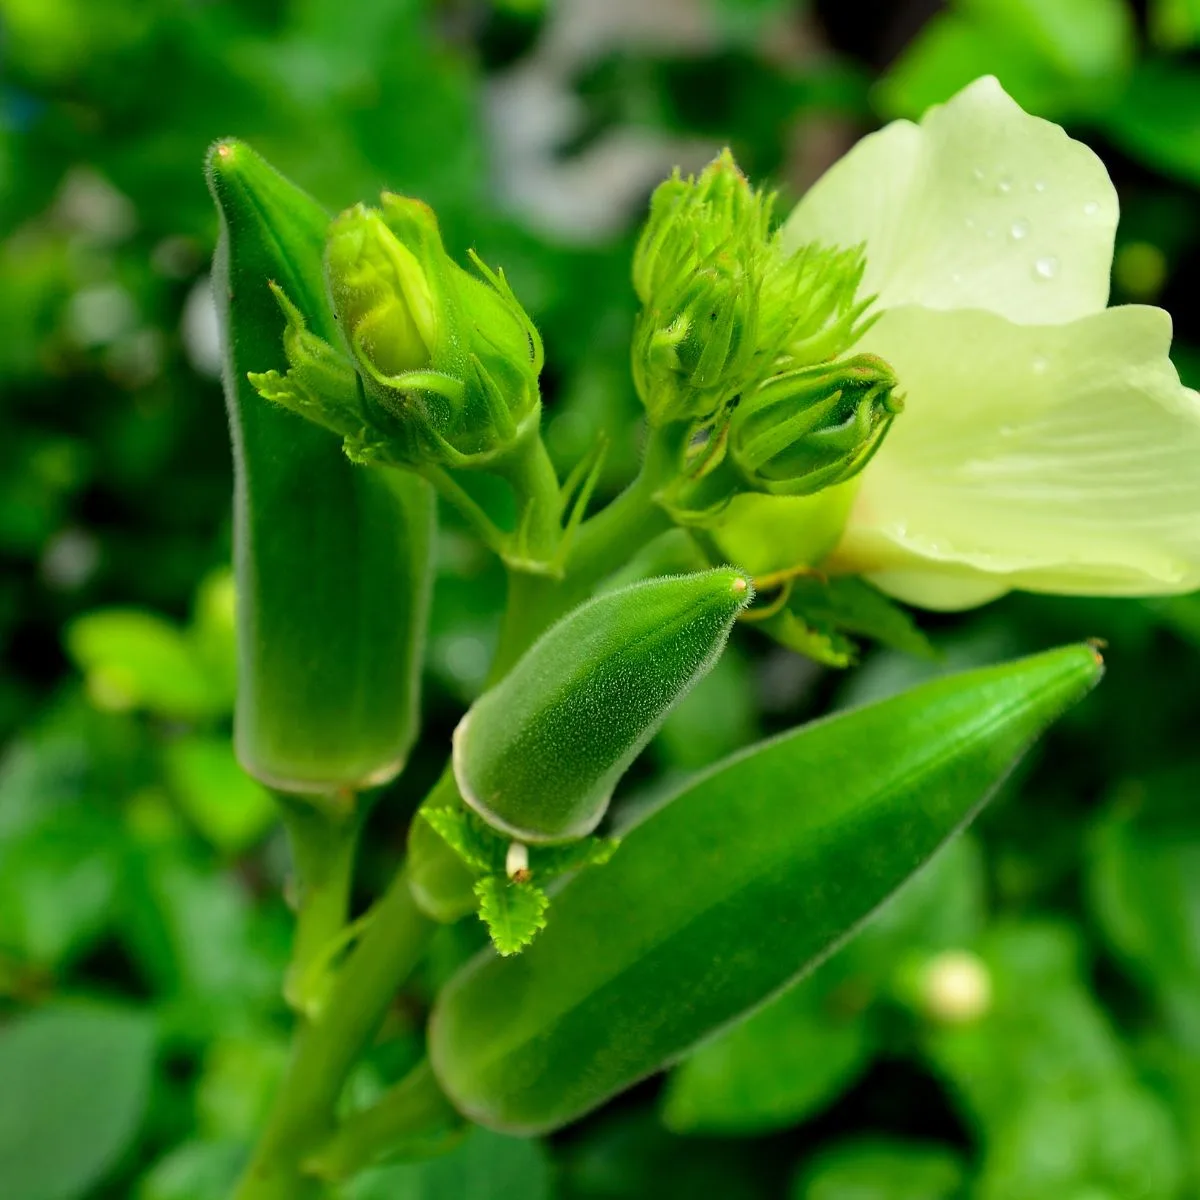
[4,0,1200,1196]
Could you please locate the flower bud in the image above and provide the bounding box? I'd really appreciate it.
[729,353,903,496]
[632,151,768,307]
[324,194,543,467]
[632,259,756,427]
[326,203,437,378]
[631,151,878,432]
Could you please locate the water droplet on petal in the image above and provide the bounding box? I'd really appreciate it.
[996,176,1013,195]
[1033,255,1059,281]
[972,166,985,183]
[1033,180,1047,193]
[891,521,908,538]
[1031,355,1049,375]
[1083,201,1100,216]
[1009,218,1030,241]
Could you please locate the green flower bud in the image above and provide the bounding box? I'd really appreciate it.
[631,150,877,432]
[326,203,437,377]
[325,194,543,468]
[729,353,903,496]
[453,569,753,844]
[632,150,769,307]
[632,258,756,427]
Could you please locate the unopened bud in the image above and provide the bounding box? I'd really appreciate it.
[326,203,437,377]
[729,353,902,496]
[324,194,543,467]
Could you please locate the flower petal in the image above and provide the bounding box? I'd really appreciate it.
[781,76,1117,326]
[828,303,1200,609]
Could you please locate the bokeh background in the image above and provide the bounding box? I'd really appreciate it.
[3,0,1200,1196]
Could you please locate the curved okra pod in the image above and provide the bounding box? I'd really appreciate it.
[206,141,433,794]
[429,644,1103,1133]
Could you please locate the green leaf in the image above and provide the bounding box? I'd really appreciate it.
[0,805,122,969]
[65,609,225,721]
[1100,60,1200,187]
[429,645,1103,1133]
[1085,766,1200,1030]
[137,1141,246,1200]
[347,1125,551,1200]
[421,807,507,877]
[761,576,937,668]
[474,876,550,957]
[792,1139,965,1200]
[922,922,1126,1124]
[662,964,871,1135]
[162,736,276,854]
[877,0,1133,121]
[0,1004,155,1200]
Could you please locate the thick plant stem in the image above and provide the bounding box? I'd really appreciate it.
[280,796,360,1018]
[234,867,435,1200]
[305,1059,464,1182]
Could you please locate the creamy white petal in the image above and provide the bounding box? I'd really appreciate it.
[781,76,1117,326]
[825,303,1200,608]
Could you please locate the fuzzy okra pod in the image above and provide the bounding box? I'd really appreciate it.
[453,568,754,843]
[429,644,1103,1133]
[207,141,433,794]
[414,569,754,955]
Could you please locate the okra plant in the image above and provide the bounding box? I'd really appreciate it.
[207,76,1200,1199]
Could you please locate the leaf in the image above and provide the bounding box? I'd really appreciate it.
[474,877,549,957]
[792,1138,965,1200]
[347,1126,551,1200]
[137,1141,246,1200]
[758,577,936,668]
[877,0,1133,122]
[0,1004,155,1200]
[65,609,225,721]
[1101,59,1200,187]
[922,921,1127,1125]
[162,736,276,854]
[663,965,872,1135]
[1085,766,1200,1028]
[421,807,507,877]
[429,645,1102,1134]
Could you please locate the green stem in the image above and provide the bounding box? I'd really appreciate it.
[495,427,563,569]
[234,867,435,1200]
[487,421,685,679]
[305,1059,464,1183]
[280,797,361,1019]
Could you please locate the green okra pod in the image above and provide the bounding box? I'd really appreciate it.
[452,568,753,844]
[206,141,433,794]
[429,644,1103,1133]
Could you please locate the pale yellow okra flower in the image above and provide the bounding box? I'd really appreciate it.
[717,76,1200,611]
